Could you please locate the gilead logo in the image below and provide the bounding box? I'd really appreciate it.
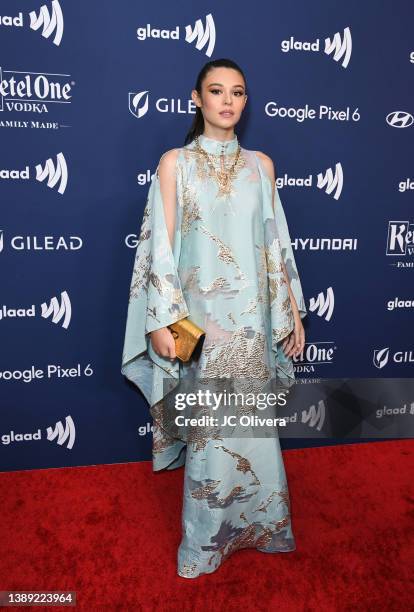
[128,90,195,119]
[373,348,414,369]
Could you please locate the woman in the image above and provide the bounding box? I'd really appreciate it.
[122,58,307,578]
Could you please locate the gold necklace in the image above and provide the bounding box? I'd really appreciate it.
[194,135,242,197]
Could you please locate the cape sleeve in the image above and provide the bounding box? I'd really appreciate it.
[121,152,189,407]
[256,154,308,379]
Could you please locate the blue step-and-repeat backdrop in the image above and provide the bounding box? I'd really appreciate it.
[1,1,413,472]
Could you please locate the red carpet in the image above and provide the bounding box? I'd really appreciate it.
[1,440,413,611]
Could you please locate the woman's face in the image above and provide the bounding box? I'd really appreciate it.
[192,67,247,132]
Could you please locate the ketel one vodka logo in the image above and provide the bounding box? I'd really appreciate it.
[0,0,64,46]
[0,68,73,113]
[281,26,352,68]
[128,90,195,119]
[386,221,414,267]
[292,341,337,373]
[0,290,72,328]
[309,287,334,322]
[136,13,216,57]
[0,152,68,194]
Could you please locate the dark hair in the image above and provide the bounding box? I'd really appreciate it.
[184,58,247,146]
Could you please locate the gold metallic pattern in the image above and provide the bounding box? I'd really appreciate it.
[191,480,221,500]
[253,489,280,514]
[178,562,199,578]
[202,327,271,380]
[240,297,258,315]
[199,276,231,295]
[181,183,203,235]
[185,147,247,193]
[129,252,152,300]
[214,444,261,486]
[227,312,237,325]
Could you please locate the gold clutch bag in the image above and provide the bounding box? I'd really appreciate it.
[167,317,205,362]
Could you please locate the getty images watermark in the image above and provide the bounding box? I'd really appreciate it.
[156,376,414,442]
[173,387,290,428]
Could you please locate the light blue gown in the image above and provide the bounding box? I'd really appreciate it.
[121,133,307,578]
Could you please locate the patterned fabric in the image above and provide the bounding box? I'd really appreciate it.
[121,133,307,577]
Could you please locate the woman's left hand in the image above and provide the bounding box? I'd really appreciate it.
[281,313,305,358]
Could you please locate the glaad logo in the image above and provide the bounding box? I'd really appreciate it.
[41,290,71,328]
[317,163,343,200]
[47,416,75,449]
[398,178,414,192]
[309,287,334,321]
[373,347,414,369]
[386,111,414,128]
[29,0,64,46]
[292,237,358,251]
[0,1,64,46]
[136,13,216,57]
[0,291,71,328]
[0,152,68,194]
[387,297,414,311]
[386,221,414,268]
[137,169,156,186]
[128,90,195,119]
[276,162,344,200]
[138,422,154,436]
[324,27,352,68]
[281,27,352,68]
[1,416,75,449]
[185,14,216,56]
[36,152,68,194]
[301,401,326,431]
[0,68,73,113]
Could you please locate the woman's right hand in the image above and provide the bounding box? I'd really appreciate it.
[150,327,177,360]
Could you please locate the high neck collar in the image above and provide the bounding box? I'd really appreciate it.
[196,133,239,155]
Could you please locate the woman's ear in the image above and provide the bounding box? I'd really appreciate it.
[191,89,201,109]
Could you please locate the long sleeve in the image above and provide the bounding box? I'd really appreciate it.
[121,155,189,406]
[256,155,307,380]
